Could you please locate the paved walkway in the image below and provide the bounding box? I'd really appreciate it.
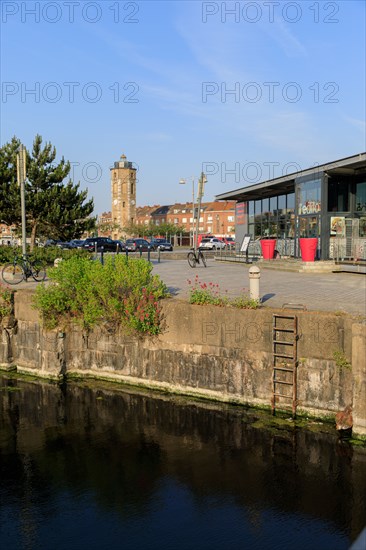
[151,258,366,316]
[5,257,366,316]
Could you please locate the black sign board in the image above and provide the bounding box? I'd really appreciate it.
[240,234,251,263]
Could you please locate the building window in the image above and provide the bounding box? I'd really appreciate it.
[248,201,254,225]
[328,179,350,212]
[174,218,178,224]
[182,218,187,223]
[227,215,234,222]
[297,178,321,214]
[355,181,366,213]
[131,182,134,195]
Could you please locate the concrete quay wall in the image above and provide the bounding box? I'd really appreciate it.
[1,290,365,437]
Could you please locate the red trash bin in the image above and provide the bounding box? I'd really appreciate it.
[299,238,318,262]
[260,239,276,260]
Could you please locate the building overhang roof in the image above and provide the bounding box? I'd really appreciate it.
[215,152,366,202]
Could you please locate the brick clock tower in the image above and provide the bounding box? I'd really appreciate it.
[110,153,137,239]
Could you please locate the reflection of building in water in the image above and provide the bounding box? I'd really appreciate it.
[216,153,366,260]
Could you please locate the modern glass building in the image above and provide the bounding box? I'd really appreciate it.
[216,153,366,261]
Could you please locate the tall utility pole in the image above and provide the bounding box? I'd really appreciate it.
[179,176,195,247]
[193,172,207,253]
[16,144,27,257]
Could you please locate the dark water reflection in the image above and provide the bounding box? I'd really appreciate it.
[0,374,365,550]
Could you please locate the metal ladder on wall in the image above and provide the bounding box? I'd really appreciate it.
[271,313,298,418]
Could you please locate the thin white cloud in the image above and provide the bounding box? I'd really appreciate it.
[343,115,366,133]
[261,17,307,58]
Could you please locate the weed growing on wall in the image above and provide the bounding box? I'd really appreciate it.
[33,255,168,335]
[333,350,351,370]
[0,282,13,320]
[187,275,259,309]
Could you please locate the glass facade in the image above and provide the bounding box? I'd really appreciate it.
[356,181,366,213]
[297,179,321,215]
[238,161,366,260]
[328,179,350,212]
[247,192,295,239]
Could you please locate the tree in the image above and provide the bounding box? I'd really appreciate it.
[121,221,187,240]
[0,135,96,249]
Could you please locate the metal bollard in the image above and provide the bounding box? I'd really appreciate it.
[125,248,129,259]
[249,265,261,301]
[158,247,161,263]
[100,246,104,265]
[139,246,142,258]
[147,246,151,262]
[116,243,119,255]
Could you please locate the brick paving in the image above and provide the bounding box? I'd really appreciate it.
[151,257,366,316]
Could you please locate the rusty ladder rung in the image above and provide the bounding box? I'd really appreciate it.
[273,314,297,319]
[272,313,298,418]
[274,366,294,372]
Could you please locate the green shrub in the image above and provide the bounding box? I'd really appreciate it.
[187,276,228,306]
[230,295,260,309]
[33,255,168,335]
[187,275,260,309]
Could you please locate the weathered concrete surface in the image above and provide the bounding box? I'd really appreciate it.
[1,290,365,437]
[352,323,366,436]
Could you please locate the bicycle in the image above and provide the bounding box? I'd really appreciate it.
[2,255,47,285]
[187,248,207,268]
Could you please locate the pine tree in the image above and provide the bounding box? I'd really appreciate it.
[0,135,96,249]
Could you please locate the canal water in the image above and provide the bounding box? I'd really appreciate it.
[0,374,365,550]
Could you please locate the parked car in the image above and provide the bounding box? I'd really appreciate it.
[199,237,226,250]
[125,238,151,252]
[222,237,236,248]
[44,240,75,249]
[149,238,173,251]
[44,239,62,247]
[69,239,85,248]
[113,240,126,251]
[197,234,215,246]
[83,237,119,252]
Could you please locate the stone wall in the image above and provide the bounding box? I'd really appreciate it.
[1,289,365,437]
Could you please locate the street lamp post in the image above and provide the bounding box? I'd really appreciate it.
[179,172,207,252]
[179,176,195,247]
[194,172,207,253]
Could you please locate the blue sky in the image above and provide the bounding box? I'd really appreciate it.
[1,1,365,214]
